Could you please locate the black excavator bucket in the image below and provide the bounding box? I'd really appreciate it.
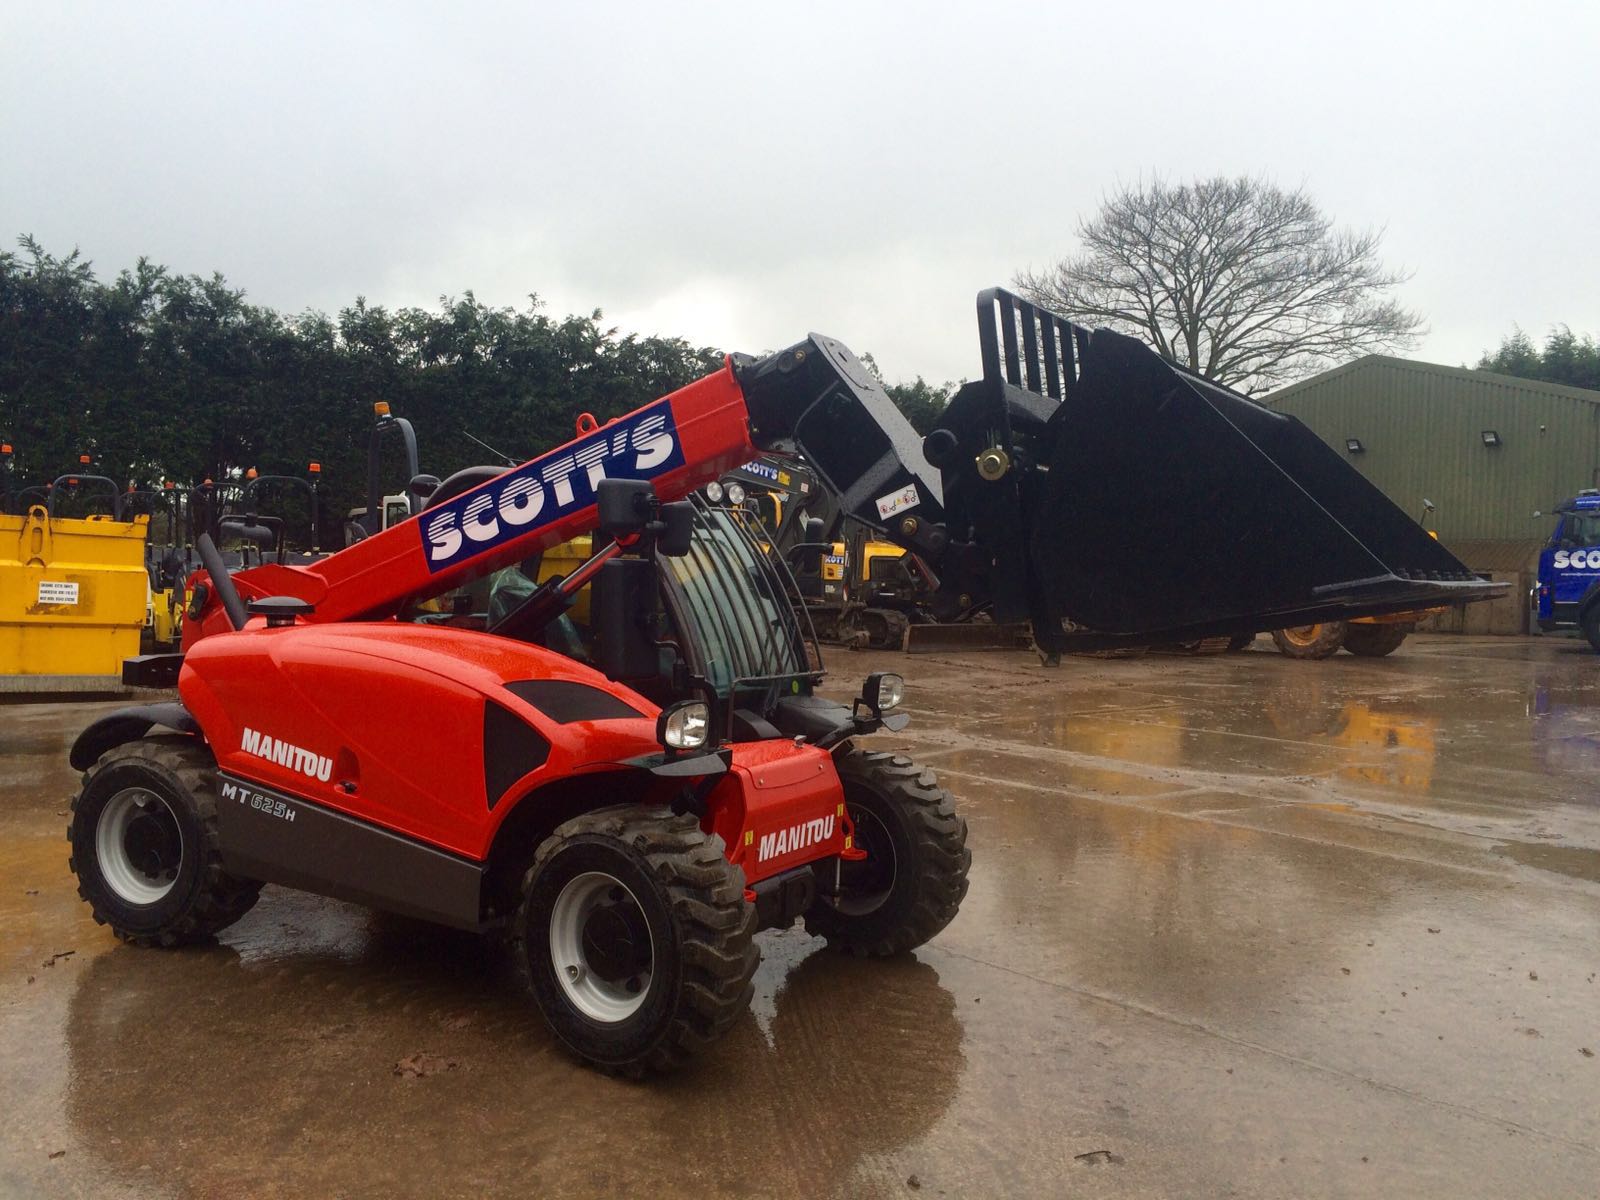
[737,288,1501,654]
[923,290,1499,650]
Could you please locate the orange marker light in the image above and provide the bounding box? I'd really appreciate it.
[246,467,258,479]
[374,401,391,417]
[163,480,175,489]
[1,443,12,455]
[308,462,321,474]
[79,454,91,464]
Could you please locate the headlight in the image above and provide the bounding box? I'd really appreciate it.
[657,700,710,750]
[863,671,905,712]
[725,482,746,506]
[705,481,725,503]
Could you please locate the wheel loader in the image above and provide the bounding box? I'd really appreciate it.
[66,288,1498,1075]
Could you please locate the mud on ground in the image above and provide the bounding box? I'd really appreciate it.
[2,634,1597,1198]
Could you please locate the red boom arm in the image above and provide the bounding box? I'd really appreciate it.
[182,361,758,648]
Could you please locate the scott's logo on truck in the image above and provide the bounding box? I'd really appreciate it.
[1552,549,1600,570]
[240,727,333,783]
[421,400,685,572]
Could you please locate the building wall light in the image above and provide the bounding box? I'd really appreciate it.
[1481,430,1502,447]
[1345,437,1365,454]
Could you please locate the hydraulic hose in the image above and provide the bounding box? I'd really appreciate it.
[196,532,248,631]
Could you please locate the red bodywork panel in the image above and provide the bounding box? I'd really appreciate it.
[180,620,842,883]
[707,740,846,884]
[183,363,758,649]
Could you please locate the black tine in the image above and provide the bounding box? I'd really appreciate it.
[1020,302,1043,394]
[1041,317,1062,399]
[998,294,1022,386]
[977,291,1003,383]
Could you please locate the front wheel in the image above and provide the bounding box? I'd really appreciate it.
[513,806,757,1076]
[68,737,263,946]
[1582,606,1600,655]
[805,749,970,957]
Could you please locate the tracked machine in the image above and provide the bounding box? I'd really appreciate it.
[66,289,1497,1074]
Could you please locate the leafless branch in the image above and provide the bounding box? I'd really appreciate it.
[1014,176,1424,393]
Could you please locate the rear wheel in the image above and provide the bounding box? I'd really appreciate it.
[514,806,757,1076]
[805,749,969,957]
[1342,623,1410,657]
[1271,622,1347,660]
[68,737,262,946]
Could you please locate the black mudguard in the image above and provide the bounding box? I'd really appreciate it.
[70,703,201,771]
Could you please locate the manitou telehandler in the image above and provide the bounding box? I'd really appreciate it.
[66,290,1497,1074]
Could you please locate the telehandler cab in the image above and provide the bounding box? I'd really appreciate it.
[67,289,1497,1074]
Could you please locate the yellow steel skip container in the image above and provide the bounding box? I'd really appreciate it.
[0,506,150,688]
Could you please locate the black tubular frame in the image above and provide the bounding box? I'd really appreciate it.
[658,496,822,741]
[363,412,421,537]
[241,474,323,554]
[47,474,123,520]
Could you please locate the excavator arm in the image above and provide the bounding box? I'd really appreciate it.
[181,289,1499,652]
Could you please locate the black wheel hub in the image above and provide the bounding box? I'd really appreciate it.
[123,805,182,881]
[837,806,896,913]
[581,888,652,984]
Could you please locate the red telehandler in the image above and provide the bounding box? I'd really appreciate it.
[65,290,1497,1074]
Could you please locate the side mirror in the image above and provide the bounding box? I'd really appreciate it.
[597,478,653,539]
[593,557,661,681]
[407,473,441,500]
[658,501,695,557]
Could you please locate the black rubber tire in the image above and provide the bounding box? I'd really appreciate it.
[513,806,758,1076]
[804,749,970,957]
[1581,607,1600,655]
[68,737,263,947]
[1342,623,1410,657]
[1271,622,1348,660]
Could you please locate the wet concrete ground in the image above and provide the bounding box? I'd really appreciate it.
[3,634,1598,1198]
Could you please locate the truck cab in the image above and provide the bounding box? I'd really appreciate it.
[1535,489,1600,644]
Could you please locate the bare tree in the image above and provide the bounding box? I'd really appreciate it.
[1014,177,1424,393]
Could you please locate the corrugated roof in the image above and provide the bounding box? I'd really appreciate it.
[1440,538,1544,574]
[1268,355,1600,408]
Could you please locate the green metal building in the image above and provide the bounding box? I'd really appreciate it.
[1267,356,1600,542]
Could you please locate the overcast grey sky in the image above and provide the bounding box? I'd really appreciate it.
[3,0,1597,386]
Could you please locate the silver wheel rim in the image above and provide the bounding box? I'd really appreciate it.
[549,871,653,1023]
[95,787,183,905]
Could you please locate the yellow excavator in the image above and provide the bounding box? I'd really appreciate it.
[709,457,934,649]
